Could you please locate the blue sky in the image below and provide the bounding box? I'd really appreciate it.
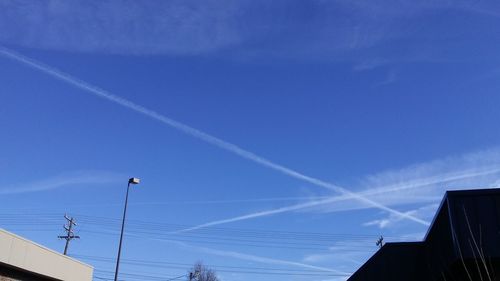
[1,1,500,280]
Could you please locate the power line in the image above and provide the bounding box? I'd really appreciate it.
[83,255,351,277]
[0,213,387,240]
[0,213,387,253]
[0,213,359,278]
[73,254,345,273]
[80,229,376,253]
[0,213,388,241]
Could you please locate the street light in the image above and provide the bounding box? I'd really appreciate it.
[114,177,140,281]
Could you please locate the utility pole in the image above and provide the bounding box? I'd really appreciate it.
[376,235,384,249]
[58,214,79,255]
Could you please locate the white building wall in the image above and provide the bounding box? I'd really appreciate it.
[0,229,93,281]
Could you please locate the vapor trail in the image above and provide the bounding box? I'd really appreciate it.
[0,46,427,226]
[192,245,352,275]
[136,235,351,275]
[177,166,500,232]
[176,197,343,233]
[82,231,349,276]
[104,232,349,275]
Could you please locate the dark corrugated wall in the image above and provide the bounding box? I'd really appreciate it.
[347,188,500,281]
[347,243,425,281]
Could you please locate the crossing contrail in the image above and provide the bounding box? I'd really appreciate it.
[0,46,428,226]
[177,165,500,232]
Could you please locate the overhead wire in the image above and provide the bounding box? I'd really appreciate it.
[0,213,388,253]
[0,213,388,241]
[0,214,366,278]
[73,254,350,274]
[79,255,351,277]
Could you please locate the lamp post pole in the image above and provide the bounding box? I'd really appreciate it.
[114,177,140,281]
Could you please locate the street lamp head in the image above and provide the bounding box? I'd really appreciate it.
[128,177,140,184]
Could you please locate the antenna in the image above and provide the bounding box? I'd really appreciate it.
[376,236,384,249]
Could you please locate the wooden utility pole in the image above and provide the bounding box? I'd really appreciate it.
[58,214,79,255]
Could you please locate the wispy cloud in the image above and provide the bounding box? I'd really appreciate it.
[310,148,500,214]
[0,171,122,195]
[0,0,243,55]
[363,203,439,229]
[352,58,389,71]
[0,46,426,227]
[303,253,362,267]
[0,0,496,60]
[373,69,398,87]
[302,239,375,279]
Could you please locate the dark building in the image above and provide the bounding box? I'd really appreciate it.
[348,188,500,281]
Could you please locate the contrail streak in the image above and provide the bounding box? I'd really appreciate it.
[177,166,500,232]
[192,245,352,275]
[96,231,350,275]
[135,235,351,275]
[176,197,343,233]
[0,46,428,226]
